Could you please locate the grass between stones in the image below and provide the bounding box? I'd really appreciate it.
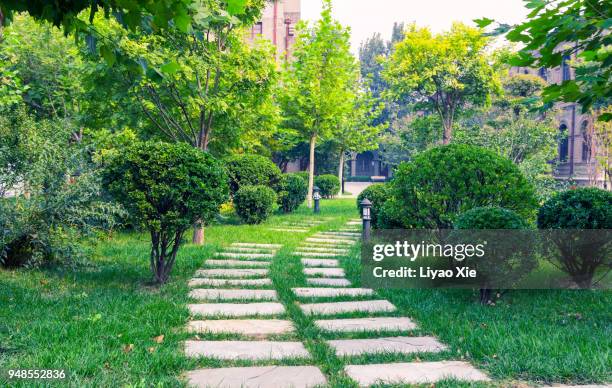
[0,199,609,387]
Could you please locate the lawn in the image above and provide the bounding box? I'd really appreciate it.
[0,199,610,387]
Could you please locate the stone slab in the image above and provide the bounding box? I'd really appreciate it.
[185,340,310,360]
[270,228,308,233]
[320,232,360,237]
[297,247,349,253]
[189,278,272,287]
[189,302,285,317]
[224,247,276,253]
[187,319,294,336]
[231,243,282,249]
[195,269,268,278]
[306,238,356,245]
[300,300,396,315]
[301,259,340,268]
[185,366,327,388]
[315,317,417,332]
[344,361,490,386]
[189,289,278,301]
[328,336,446,357]
[306,278,352,287]
[204,259,270,268]
[346,221,362,225]
[303,268,346,277]
[292,287,374,298]
[294,252,343,257]
[216,252,274,259]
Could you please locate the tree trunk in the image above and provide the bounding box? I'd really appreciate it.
[442,119,452,145]
[192,221,205,244]
[307,134,317,208]
[337,149,345,197]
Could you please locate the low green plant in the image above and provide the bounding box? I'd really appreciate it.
[102,141,228,284]
[234,185,277,224]
[356,184,389,228]
[315,174,340,198]
[225,154,282,195]
[277,173,308,213]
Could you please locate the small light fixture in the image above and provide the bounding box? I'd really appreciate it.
[313,186,321,214]
[360,198,372,241]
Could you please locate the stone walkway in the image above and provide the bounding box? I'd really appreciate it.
[183,219,608,387]
[269,217,332,233]
[292,219,490,386]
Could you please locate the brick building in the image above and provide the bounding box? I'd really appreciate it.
[246,0,301,62]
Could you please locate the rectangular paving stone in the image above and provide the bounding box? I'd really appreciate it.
[298,246,349,253]
[315,317,417,333]
[300,300,396,315]
[185,366,327,388]
[195,269,268,278]
[187,319,294,336]
[306,238,356,245]
[301,258,340,268]
[306,278,352,287]
[292,287,374,298]
[189,278,272,287]
[320,232,360,237]
[270,228,309,233]
[328,336,446,357]
[294,252,343,257]
[216,252,274,259]
[231,243,282,249]
[224,247,276,253]
[303,267,345,277]
[189,302,285,317]
[204,259,270,268]
[189,289,278,301]
[185,340,310,360]
[344,361,490,386]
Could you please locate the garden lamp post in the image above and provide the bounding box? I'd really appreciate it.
[313,186,321,214]
[360,198,372,242]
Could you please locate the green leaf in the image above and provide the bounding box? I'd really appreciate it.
[100,45,116,66]
[473,18,494,28]
[160,61,180,75]
[174,12,191,32]
[227,0,248,15]
[597,112,612,122]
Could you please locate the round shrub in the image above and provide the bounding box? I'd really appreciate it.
[453,207,535,302]
[278,173,308,213]
[537,188,612,288]
[537,187,612,229]
[315,174,340,198]
[356,184,389,228]
[234,185,277,224]
[103,141,228,283]
[294,171,310,183]
[390,144,537,229]
[225,154,282,195]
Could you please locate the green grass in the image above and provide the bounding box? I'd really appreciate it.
[1,199,610,387]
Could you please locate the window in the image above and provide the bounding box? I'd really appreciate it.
[253,22,263,35]
[581,121,591,162]
[559,124,569,162]
[538,67,547,81]
[562,55,571,81]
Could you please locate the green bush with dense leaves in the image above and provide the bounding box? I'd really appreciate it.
[315,174,340,198]
[277,173,308,213]
[453,206,535,302]
[103,141,228,283]
[537,188,612,287]
[234,185,277,224]
[389,144,538,229]
[356,184,389,228]
[225,154,282,195]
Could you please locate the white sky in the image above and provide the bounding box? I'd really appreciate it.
[301,0,529,54]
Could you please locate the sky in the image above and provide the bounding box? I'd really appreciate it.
[301,0,529,54]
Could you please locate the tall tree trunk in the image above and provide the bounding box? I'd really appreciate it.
[442,119,452,145]
[192,138,209,245]
[307,134,317,208]
[337,148,345,197]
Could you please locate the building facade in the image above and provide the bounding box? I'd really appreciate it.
[246,0,301,62]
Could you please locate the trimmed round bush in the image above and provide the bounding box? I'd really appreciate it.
[294,171,310,183]
[453,206,535,302]
[356,184,389,228]
[225,154,282,195]
[103,141,228,283]
[537,188,612,288]
[537,187,612,229]
[390,144,538,229]
[315,174,340,198]
[234,185,277,224]
[278,173,308,213]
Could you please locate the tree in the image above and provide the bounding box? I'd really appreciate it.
[383,23,501,144]
[280,0,356,207]
[102,141,228,284]
[479,0,611,121]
